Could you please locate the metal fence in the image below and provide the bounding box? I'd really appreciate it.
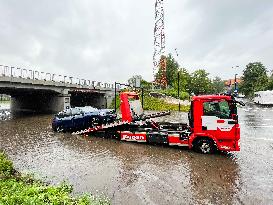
[0,64,118,90]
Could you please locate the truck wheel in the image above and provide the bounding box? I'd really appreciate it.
[195,138,215,154]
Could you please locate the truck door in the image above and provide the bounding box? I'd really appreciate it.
[202,100,237,140]
[188,101,194,128]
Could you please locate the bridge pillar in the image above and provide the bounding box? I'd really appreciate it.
[105,92,115,109]
[50,94,71,113]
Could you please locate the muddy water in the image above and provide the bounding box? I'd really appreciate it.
[0,103,273,204]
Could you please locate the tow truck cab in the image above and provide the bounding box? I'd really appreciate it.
[118,92,242,153]
[188,95,240,152]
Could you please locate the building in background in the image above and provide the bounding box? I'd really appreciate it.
[224,78,242,86]
[224,77,242,94]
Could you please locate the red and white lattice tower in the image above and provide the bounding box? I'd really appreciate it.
[153,0,167,87]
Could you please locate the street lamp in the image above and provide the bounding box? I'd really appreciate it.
[234,73,238,93]
[177,71,180,111]
[175,48,181,111]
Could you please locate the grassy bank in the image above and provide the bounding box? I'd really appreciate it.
[157,88,190,100]
[142,94,190,111]
[110,93,190,112]
[0,152,109,205]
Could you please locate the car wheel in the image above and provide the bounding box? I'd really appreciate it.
[56,126,64,132]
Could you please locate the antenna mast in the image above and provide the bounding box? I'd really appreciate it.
[153,0,167,87]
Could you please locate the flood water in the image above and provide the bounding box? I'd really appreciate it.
[0,102,273,204]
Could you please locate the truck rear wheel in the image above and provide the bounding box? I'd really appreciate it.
[194,138,215,154]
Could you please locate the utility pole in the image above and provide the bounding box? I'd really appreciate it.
[232,66,239,96]
[175,48,181,111]
[114,82,117,113]
[234,73,238,95]
[177,72,180,111]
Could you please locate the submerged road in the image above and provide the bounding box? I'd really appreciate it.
[0,102,273,204]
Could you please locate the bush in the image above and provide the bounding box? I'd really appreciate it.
[158,88,190,100]
[0,152,110,205]
[0,180,95,205]
[143,94,189,112]
[0,152,14,177]
[110,91,190,112]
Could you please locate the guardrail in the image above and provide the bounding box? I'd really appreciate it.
[0,64,120,90]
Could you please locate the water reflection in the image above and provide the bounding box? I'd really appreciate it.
[59,136,240,204]
[0,109,11,120]
[188,153,239,204]
[0,102,11,120]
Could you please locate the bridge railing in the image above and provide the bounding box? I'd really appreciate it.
[0,64,115,90]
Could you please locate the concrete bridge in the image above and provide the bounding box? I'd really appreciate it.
[0,65,119,113]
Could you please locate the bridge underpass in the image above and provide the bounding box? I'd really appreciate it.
[0,88,69,113]
[1,87,111,114]
[0,65,117,113]
[70,91,108,109]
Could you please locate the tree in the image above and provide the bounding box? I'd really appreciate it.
[189,69,212,95]
[141,79,153,90]
[241,62,269,97]
[127,75,153,90]
[155,53,179,88]
[155,55,168,88]
[165,54,179,87]
[211,76,225,94]
[173,68,190,92]
[128,75,142,87]
[267,70,273,90]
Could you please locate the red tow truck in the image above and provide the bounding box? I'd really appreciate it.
[73,92,244,154]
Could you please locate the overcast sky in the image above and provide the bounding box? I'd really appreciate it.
[1,0,273,83]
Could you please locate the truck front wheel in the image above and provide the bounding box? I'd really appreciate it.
[194,138,215,154]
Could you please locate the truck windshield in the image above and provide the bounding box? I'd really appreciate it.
[203,100,233,119]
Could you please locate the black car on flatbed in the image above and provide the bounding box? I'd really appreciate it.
[52,107,116,132]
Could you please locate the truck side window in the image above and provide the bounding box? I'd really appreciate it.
[203,101,230,119]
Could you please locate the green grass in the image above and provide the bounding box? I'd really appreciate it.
[0,152,13,177]
[142,94,190,111]
[110,93,190,112]
[157,88,190,100]
[0,152,110,205]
